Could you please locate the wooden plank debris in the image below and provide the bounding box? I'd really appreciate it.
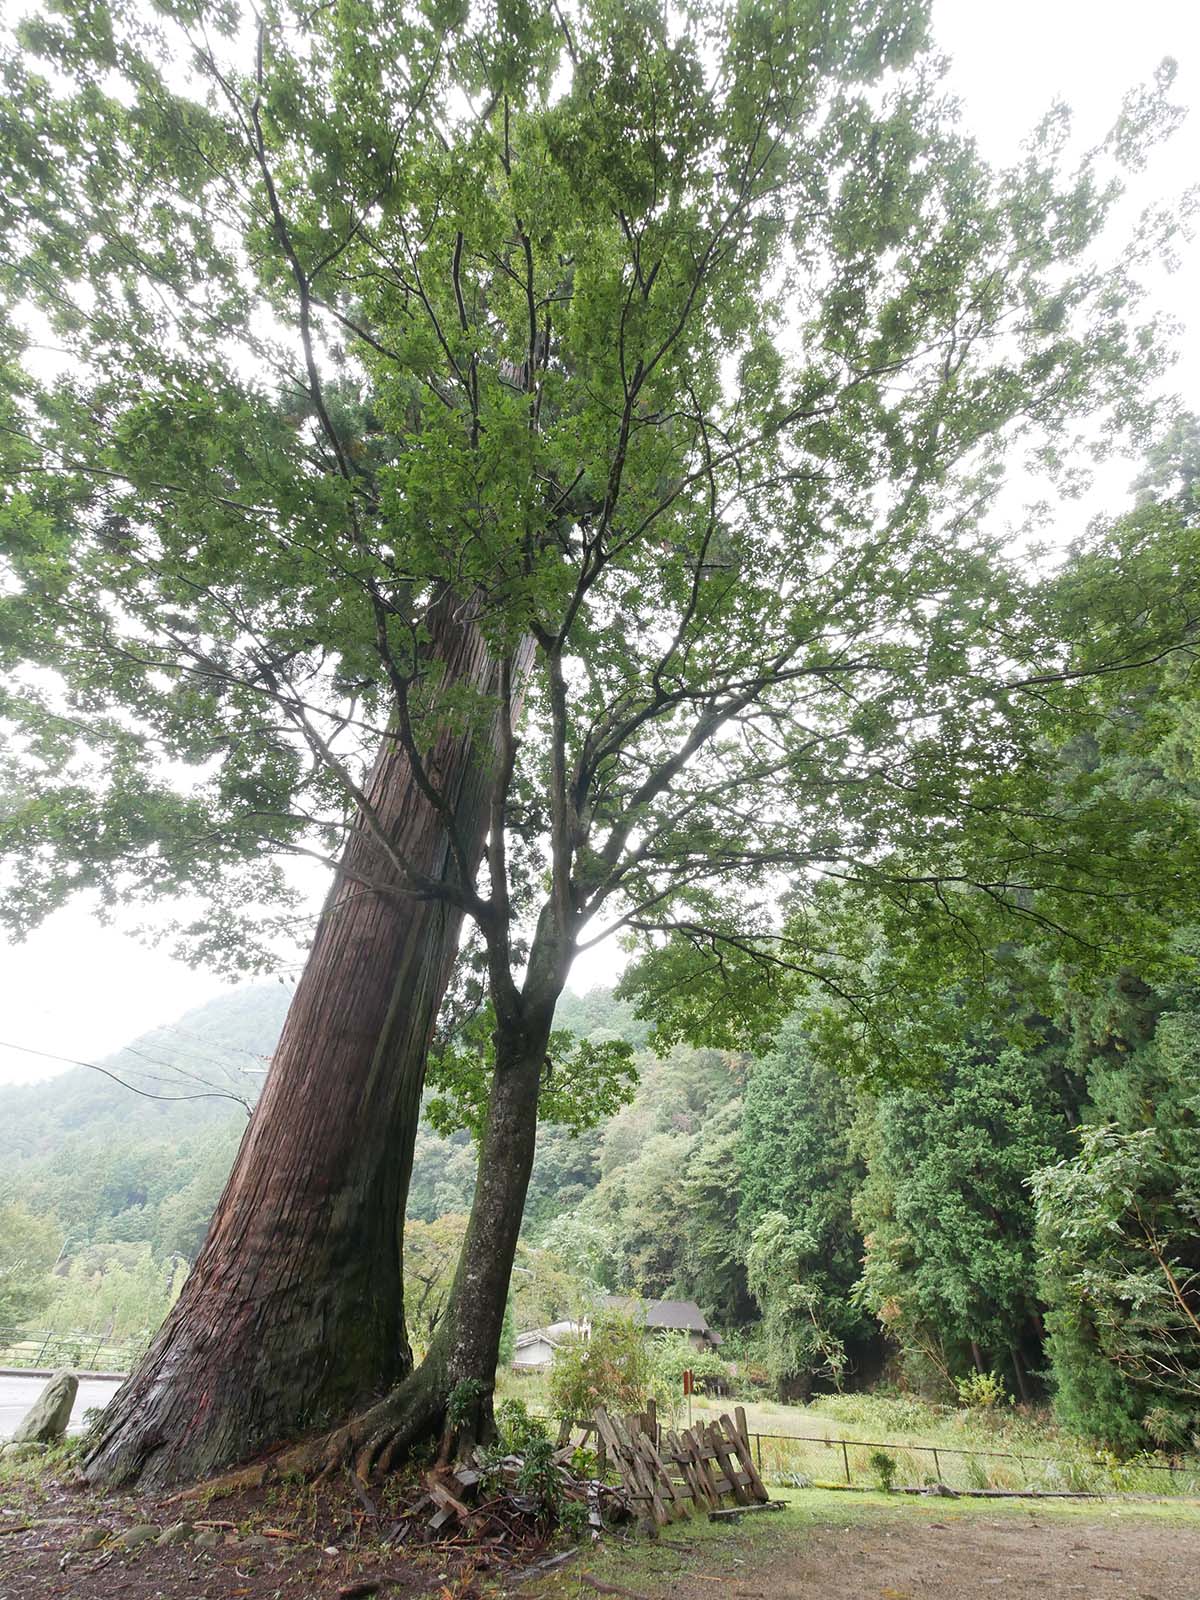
[707,1500,786,1522]
[387,1405,775,1548]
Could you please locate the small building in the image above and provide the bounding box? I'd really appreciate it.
[511,1297,724,1370]
[601,1295,724,1352]
[511,1318,584,1371]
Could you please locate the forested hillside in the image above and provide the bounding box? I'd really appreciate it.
[3,967,1197,1453]
[0,986,288,1259]
[0,982,640,1254]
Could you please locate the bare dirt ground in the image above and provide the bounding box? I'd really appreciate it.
[530,1493,1200,1600]
[4,1472,1200,1600]
[0,1470,506,1600]
[646,1515,1200,1599]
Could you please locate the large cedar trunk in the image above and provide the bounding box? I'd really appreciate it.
[324,1012,553,1478]
[85,601,518,1490]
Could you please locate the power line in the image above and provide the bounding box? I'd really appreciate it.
[153,1021,277,1066]
[0,1038,252,1112]
[118,1041,244,1091]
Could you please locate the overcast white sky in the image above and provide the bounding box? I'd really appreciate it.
[1,0,1198,1087]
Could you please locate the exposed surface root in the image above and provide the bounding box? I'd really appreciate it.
[148,1357,462,1509]
[289,1381,449,1485]
[164,1394,435,1501]
[169,1461,278,1502]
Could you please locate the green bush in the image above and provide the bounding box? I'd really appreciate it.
[651,1332,731,1392]
[955,1370,1010,1410]
[868,1449,897,1492]
[495,1397,549,1454]
[478,1403,571,1528]
[512,1433,565,1525]
[547,1311,654,1422]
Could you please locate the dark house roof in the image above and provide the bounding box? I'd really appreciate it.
[600,1295,723,1346]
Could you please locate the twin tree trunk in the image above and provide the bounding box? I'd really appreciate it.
[322,1012,555,1477]
[85,600,518,1490]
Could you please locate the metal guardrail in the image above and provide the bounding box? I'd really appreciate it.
[0,1330,142,1373]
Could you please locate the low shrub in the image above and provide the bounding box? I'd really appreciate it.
[547,1311,654,1422]
[651,1332,732,1396]
[868,1448,898,1492]
[955,1370,1010,1410]
[494,1398,549,1454]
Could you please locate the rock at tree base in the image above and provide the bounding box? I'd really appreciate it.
[10,1370,78,1444]
[120,1524,159,1550]
[157,1522,194,1546]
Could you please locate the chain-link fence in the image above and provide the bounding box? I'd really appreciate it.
[527,1407,1200,1499]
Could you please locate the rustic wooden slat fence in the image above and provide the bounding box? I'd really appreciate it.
[559,1404,773,1526]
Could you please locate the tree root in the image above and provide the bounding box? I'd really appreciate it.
[168,1461,279,1502]
[169,1378,450,1502]
[157,1346,475,1505]
[355,1380,448,1481]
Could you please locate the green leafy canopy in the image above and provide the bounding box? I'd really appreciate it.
[0,0,1194,1087]
[426,1006,637,1137]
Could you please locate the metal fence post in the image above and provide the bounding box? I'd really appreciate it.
[842,1440,851,1484]
[932,1447,941,1482]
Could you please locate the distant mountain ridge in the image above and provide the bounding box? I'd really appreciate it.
[0,984,291,1170]
[0,982,644,1258]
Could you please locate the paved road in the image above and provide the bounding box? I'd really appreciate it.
[0,1373,123,1440]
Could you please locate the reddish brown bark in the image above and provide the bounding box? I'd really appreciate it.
[84,600,520,1489]
[314,1009,555,1479]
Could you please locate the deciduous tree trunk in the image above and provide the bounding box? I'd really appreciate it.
[84,601,520,1490]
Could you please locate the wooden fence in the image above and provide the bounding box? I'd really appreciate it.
[560,1403,774,1526]
[541,1406,1200,1497]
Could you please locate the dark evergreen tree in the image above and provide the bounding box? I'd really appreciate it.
[1034,969,1200,1450]
[738,1019,873,1389]
[853,1036,1079,1399]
